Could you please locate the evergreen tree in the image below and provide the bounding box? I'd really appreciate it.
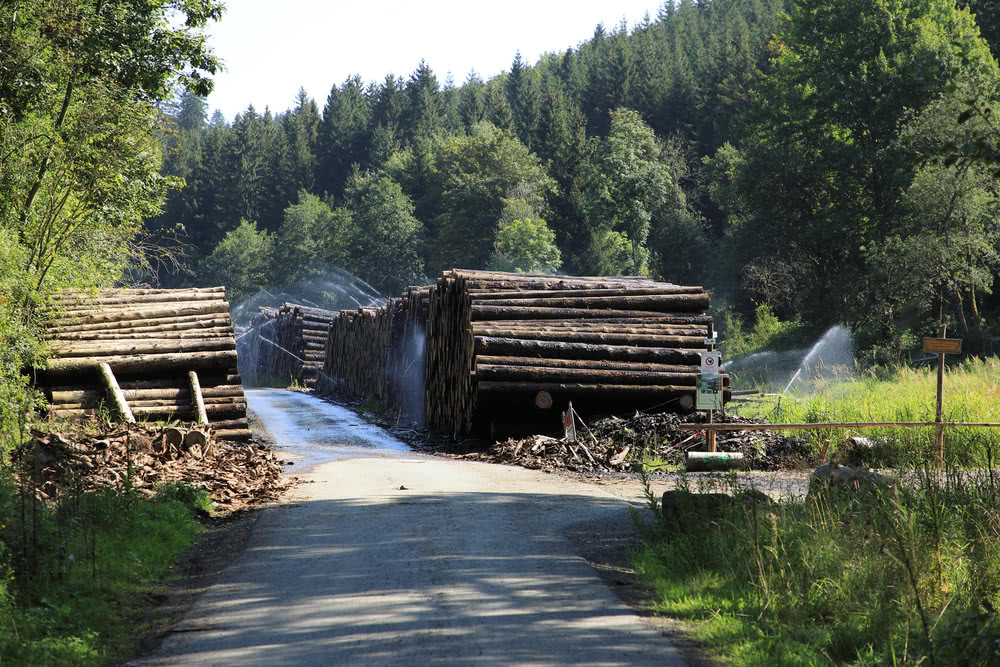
[458,70,487,130]
[506,52,541,148]
[317,76,371,196]
[405,60,443,140]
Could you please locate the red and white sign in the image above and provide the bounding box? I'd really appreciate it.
[699,351,721,375]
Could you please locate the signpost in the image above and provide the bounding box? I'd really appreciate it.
[923,335,962,467]
[698,344,722,452]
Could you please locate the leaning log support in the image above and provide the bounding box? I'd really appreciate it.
[188,370,209,425]
[99,362,135,424]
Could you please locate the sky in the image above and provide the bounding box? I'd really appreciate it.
[204,0,663,121]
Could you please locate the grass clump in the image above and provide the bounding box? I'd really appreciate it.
[633,471,1000,666]
[0,465,203,664]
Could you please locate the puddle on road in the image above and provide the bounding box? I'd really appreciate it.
[245,389,412,469]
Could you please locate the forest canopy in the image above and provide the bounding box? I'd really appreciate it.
[149,0,1000,359]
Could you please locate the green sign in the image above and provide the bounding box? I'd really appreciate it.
[696,374,724,410]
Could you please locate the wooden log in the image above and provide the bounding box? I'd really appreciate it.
[471,293,709,311]
[207,418,249,430]
[475,355,700,373]
[474,337,702,364]
[99,362,135,424]
[56,286,225,298]
[469,329,706,348]
[50,289,226,307]
[471,323,708,336]
[45,350,239,375]
[51,302,231,327]
[49,385,245,403]
[189,370,209,425]
[50,337,236,357]
[471,305,711,322]
[49,327,235,341]
[467,286,705,299]
[49,316,234,335]
[477,381,699,400]
[475,364,725,387]
[48,402,246,419]
[215,428,252,441]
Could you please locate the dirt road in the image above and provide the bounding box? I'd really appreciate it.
[134,390,687,666]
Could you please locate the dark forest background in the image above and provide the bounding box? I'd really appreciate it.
[149,0,1000,360]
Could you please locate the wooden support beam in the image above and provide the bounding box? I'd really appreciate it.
[99,362,135,424]
[189,370,209,425]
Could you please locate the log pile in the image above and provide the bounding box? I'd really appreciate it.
[318,286,430,420]
[425,270,725,434]
[38,288,250,440]
[237,303,337,388]
[318,270,725,436]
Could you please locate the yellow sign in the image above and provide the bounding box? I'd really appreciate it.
[923,337,962,354]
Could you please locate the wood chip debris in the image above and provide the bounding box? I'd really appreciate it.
[14,424,294,513]
[440,412,811,473]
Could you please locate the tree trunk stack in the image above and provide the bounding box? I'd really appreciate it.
[237,303,338,389]
[37,287,250,440]
[318,286,430,421]
[316,270,724,436]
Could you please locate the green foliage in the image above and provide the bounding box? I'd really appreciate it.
[0,480,201,664]
[714,0,1000,329]
[488,218,562,274]
[634,470,1000,666]
[154,482,214,517]
[199,220,274,304]
[739,357,1000,468]
[342,170,425,295]
[721,303,807,360]
[429,121,556,273]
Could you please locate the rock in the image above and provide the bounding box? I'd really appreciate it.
[809,463,891,498]
[661,489,771,531]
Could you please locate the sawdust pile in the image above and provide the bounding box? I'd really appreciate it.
[15,424,293,513]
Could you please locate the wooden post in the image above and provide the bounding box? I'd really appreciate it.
[935,325,946,468]
[708,407,716,453]
[99,362,135,424]
[188,370,209,425]
[706,322,717,453]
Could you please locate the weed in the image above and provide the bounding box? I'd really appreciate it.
[633,465,1000,665]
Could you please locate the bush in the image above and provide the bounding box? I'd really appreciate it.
[155,482,215,517]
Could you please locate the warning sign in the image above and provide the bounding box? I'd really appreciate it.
[699,351,721,375]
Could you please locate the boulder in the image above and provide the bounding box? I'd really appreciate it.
[809,463,892,498]
[661,488,771,531]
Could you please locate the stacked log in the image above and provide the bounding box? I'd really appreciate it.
[38,288,250,440]
[238,303,336,388]
[423,270,724,434]
[317,270,723,436]
[319,286,430,420]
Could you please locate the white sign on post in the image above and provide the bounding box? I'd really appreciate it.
[699,351,721,375]
[697,351,723,410]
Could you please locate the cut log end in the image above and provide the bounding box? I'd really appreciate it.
[534,391,553,410]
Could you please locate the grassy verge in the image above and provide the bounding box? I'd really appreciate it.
[632,471,1000,666]
[0,469,209,665]
[735,357,1000,467]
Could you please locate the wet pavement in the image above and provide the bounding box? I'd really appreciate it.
[245,388,411,469]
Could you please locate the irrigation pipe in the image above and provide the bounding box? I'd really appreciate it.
[678,421,1000,432]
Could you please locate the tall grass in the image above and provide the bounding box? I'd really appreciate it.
[634,470,1000,665]
[737,357,1000,467]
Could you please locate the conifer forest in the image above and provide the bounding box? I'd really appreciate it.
[148,0,1000,360]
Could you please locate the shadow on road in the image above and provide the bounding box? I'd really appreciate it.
[138,487,681,666]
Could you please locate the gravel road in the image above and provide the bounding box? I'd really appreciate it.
[133,390,688,666]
